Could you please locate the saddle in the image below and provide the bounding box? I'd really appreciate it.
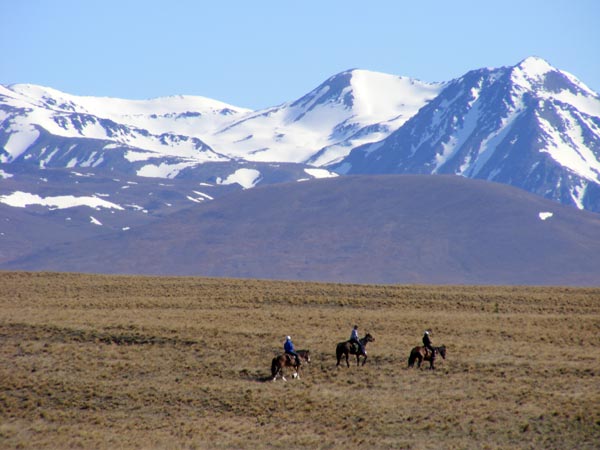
[349,341,364,355]
[285,353,300,366]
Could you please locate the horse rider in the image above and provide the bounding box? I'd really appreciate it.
[422,330,435,356]
[350,325,365,355]
[284,336,300,366]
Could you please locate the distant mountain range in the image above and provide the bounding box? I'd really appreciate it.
[2,57,599,212]
[1,57,599,284]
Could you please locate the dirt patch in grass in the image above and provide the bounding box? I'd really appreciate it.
[1,272,599,449]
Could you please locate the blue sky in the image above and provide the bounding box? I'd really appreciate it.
[1,0,598,110]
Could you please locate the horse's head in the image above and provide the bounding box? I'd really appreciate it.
[438,345,446,359]
[298,350,311,363]
[364,333,375,342]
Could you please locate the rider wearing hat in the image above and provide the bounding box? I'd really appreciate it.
[422,330,434,356]
[284,336,300,366]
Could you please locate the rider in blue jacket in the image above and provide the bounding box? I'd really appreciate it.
[284,336,300,366]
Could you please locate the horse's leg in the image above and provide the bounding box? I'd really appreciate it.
[345,351,350,368]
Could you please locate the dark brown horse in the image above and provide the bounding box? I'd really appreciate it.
[271,350,311,381]
[336,333,375,367]
[407,345,446,369]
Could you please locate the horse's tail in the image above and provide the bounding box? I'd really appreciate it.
[408,352,415,367]
[335,343,343,364]
[408,348,417,367]
[271,357,279,379]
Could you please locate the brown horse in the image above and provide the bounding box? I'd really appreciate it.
[271,350,311,381]
[336,333,375,367]
[407,345,446,369]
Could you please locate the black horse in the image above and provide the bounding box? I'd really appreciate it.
[336,333,375,367]
[271,349,311,381]
[407,345,446,369]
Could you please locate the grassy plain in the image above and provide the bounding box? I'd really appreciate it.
[0,271,599,449]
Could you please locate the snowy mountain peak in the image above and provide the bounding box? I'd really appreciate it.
[509,57,557,91]
[289,69,444,120]
[507,57,599,104]
[515,56,555,76]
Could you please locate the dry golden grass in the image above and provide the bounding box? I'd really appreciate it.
[0,271,599,449]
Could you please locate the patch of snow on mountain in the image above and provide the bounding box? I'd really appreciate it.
[304,168,338,179]
[350,70,443,123]
[435,101,481,173]
[553,90,600,118]
[125,150,155,162]
[186,191,213,203]
[136,161,198,179]
[570,182,588,210]
[538,212,553,220]
[2,123,39,161]
[537,111,600,183]
[0,191,124,210]
[0,169,13,179]
[217,168,261,189]
[467,105,525,177]
[90,216,102,225]
[192,191,214,200]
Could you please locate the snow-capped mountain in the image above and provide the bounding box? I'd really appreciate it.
[1,57,600,217]
[0,84,244,175]
[332,57,600,212]
[206,70,443,166]
[0,70,441,179]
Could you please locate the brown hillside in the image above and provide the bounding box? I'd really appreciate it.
[3,175,600,285]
